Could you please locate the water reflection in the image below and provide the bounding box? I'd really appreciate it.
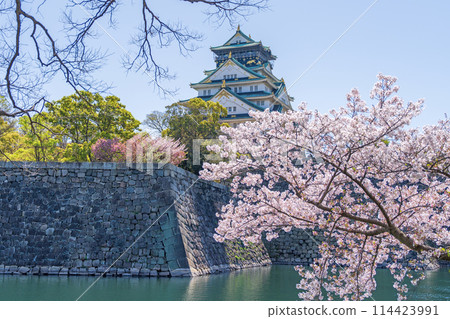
[0,266,448,301]
[182,266,273,300]
[221,266,272,301]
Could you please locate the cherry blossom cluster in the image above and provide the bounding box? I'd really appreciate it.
[126,132,187,165]
[91,138,126,162]
[92,134,187,166]
[200,74,450,300]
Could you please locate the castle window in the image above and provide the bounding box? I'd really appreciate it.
[261,101,265,106]
[250,86,253,92]
[233,107,236,112]
[234,87,238,93]
[254,85,258,91]
[203,90,207,96]
[208,89,211,95]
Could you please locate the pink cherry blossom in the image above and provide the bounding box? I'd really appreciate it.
[201,74,450,301]
[126,132,187,165]
[91,138,126,162]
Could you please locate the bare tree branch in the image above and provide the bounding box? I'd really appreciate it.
[0,0,268,118]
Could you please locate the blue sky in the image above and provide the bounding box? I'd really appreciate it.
[45,0,450,127]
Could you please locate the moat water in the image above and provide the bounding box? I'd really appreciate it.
[0,266,448,301]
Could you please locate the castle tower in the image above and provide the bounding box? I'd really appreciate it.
[189,27,294,126]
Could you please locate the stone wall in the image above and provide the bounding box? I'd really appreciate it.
[0,161,270,277]
[3,161,440,277]
[263,229,322,265]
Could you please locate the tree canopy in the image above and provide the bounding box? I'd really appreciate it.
[162,98,228,173]
[1,92,140,162]
[46,91,140,143]
[0,96,21,160]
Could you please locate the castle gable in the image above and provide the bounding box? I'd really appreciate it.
[197,58,263,84]
[210,88,263,113]
[223,28,254,46]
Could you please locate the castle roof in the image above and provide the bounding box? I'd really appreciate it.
[211,41,261,51]
[219,27,255,46]
[210,27,276,61]
[209,87,265,112]
[191,57,264,86]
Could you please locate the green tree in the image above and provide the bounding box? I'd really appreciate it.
[12,113,65,162]
[162,98,227,173]
[44,91,140,161]
[0,96,22,160]
[4,92,140,162]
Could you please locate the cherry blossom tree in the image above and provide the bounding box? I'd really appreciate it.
[91,138,126,162]
[126,132,187,166]
[200,74,450,301]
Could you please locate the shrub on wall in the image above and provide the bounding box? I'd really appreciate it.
[91,138,126,162]
[126,132,186,166]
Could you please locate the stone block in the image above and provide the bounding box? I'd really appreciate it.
[40,266,49,275]
[116,268,124,275]
[167,260,179,270]
[18,266,30,274]
[160,265,169,272]
[49,266,61,275]
[158,271,170,277]
[78,268,88,275]
[130,268,140,276]
[108,267,117,276]
[170,268,191,277]
[157,257,165,265]
[69,268,79,275]
[139,268,150,276]
[59,268,69,276]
